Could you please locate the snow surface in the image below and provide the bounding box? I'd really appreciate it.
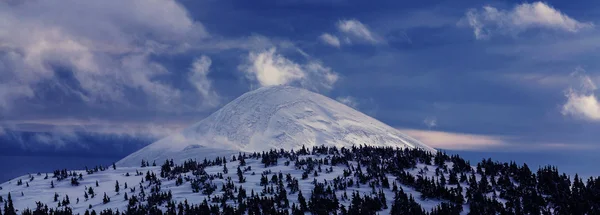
[0,155,456,215]
[118,86,435,167]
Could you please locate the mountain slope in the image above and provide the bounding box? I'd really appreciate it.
[3,146,599,215]
[118,86,435,166]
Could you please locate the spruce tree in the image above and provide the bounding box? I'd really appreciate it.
[103,193,110,204]
[115,180,120,193]
[88,187,95,198]
[4,193,16,215]
[298,190,307,212]
[237,166,246,183]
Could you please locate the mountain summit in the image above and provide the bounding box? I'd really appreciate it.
[118,86,435,166]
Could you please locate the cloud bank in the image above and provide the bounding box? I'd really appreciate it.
[464,2,593,39]
[0,0,209,111]
[399,129,507,151]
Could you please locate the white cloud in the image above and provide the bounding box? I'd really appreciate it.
[399,129,507,151]
[399,128,597,151]
[423,117,437,128]
[189,56,220,107]
[241,48,339,91]
[243,48,305,87]
[336,19,383,44]
[3,118,188,139]
[464,2,593,39]
[561,72,600,121]
[0,0,208,111]
[562,92,600,121]
[336,96,358,108]
[32,129,80,149]
[319,33,341,48]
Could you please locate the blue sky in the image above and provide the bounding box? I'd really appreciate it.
[1,0,600,174]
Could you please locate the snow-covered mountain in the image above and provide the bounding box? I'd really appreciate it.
[118,86,435,167]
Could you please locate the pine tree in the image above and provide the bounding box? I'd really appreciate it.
[239,154,246,166]
[3,193,16,215]
[103,193,110,204]
[88,187,95,198]
[237,166,246,183]
[115,180,120,193]
[298,190,307,211]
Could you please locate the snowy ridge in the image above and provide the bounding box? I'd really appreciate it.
[118,86,435,167]
[0,147,452,215]
[3,145,599,214]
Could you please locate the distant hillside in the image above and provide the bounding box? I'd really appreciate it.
[1,146,599,215]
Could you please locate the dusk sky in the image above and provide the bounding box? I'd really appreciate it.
[1,0,600,175]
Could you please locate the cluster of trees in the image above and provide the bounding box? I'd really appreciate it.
[3,145,600,214]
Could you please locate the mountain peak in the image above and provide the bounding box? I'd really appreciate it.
[118,86,435,166]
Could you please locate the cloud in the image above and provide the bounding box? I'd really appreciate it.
[336,19,383,44]
[241,48,339,91]
[319,33,341,48]
[423,117,437,128]
[32,129,80,149]
[399,129,507,151]
[0,0,208,111]
[464,2,593,39]
[3,118,187,139]
[561,71,600,121]
[336,96,358,108]
[189,56,220,107]
[400,128,598,152]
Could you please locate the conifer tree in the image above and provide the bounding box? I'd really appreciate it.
[88,187,95,198]
[3,193,16,215]
[102,193,110,204]
[298,190,307,212]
